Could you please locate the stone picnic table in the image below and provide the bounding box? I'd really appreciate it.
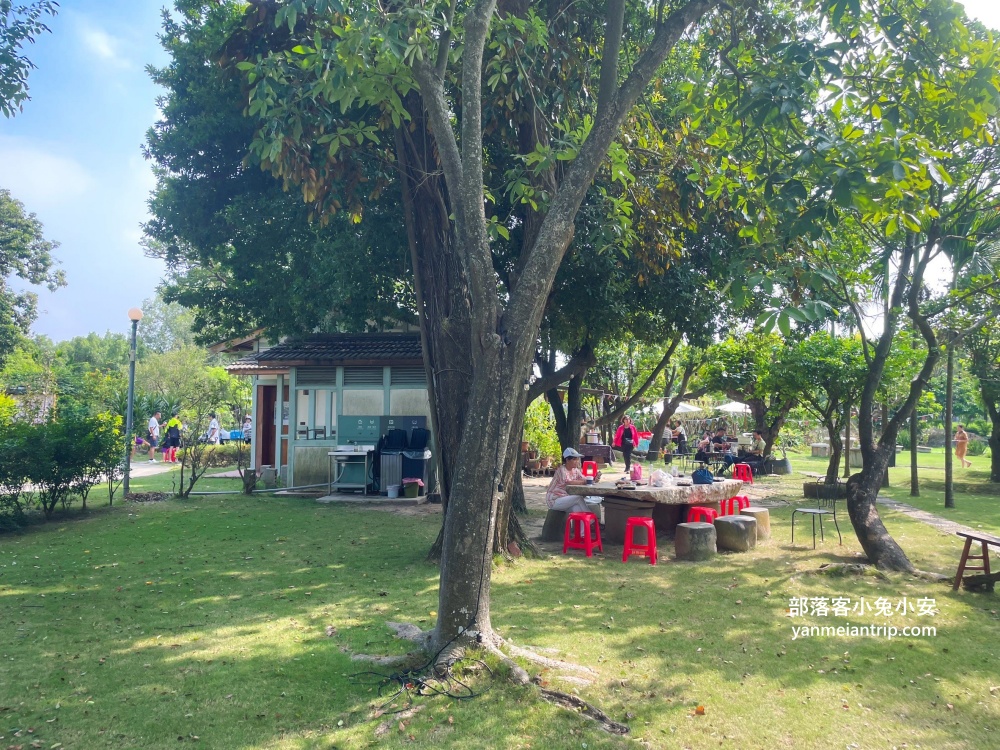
[567,478,744,543]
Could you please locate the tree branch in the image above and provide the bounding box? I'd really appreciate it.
[597,0,625,119]
[527,345,596,402]
[594,336,681,426]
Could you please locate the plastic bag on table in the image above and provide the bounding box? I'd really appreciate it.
[649,469,671,487]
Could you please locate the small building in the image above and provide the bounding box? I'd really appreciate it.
[225,332,431,489]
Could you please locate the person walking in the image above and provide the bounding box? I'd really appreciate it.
[614,415,639,474]
[208,413,221,445]
[147,411,162,463]
[954,425,972,468]
[242,415,253,445]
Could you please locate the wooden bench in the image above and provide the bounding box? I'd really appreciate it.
[953,531,1000,591]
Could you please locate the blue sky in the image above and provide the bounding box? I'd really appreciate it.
[1,0,999,343]
[1,0,168,343]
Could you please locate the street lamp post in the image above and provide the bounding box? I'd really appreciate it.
[123,307,143,498]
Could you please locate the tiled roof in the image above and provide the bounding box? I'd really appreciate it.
[227,333,423,372]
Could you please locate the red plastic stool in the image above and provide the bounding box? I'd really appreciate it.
[563,512,602,557]
[720,495,751,515]
[622,517,657,565]
[687,506,718,524]
[733,463,754,484]
[581,461,599,479]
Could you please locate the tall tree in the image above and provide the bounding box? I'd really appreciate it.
[0,0,58,117]
[143,2,413,344]
[0,189,64,366]
[685,0,1000,570]
[937,208,1000,505]
[237,0,725,655]
[967,321,1000,482]
[701,333,801,455]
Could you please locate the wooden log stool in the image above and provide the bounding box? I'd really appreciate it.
[541,509,568,542]
[674,522,717,561]
[714,515,757,552]
[740,506,771,541]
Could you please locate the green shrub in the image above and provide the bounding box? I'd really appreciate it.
[967,439,988,456]
[0,421,34,529]
[523,398,562,460]
[180,442,243,469]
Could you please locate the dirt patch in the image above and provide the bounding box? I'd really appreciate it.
[125,492,170,503]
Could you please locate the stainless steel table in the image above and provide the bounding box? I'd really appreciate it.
[327,446,375,495]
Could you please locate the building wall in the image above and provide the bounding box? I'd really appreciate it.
[284,365,429,489]
[292,445,333,487]
[389,389,431,418]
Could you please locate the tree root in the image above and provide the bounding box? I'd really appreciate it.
[382,623,626,734]
[500,639,598,676]
[534,678,630,735]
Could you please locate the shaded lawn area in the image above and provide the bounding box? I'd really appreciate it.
[788,449,1000,538]
[0,466,998,749]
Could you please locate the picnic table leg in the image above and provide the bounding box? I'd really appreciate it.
[953,536,976,591]
[983,542,991,576]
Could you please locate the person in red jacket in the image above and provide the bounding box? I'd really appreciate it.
[613,415,639,473]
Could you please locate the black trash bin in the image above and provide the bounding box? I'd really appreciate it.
[377,428,408,494]
[401,427,432,496]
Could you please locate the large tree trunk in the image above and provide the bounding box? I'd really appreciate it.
[944,344,955,507]
[990,428,1000,483]
[843,406,851,478]
[846,455,913,571]
[979,365,1000,483]
[493,394,534,555]
[825,418,842,485]
[910,414,920,496]
[409,0,723,653]
[741,396,795,456]
[847,236,937,572]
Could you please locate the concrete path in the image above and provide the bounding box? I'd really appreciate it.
[876,497,985,538]
[127,461,179,478]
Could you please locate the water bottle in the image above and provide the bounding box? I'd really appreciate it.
[671,465,678,478]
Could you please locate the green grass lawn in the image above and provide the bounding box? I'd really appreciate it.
[789,447,1000,537]
[2,461,999,749]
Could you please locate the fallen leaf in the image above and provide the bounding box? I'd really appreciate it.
[694,706,705,716]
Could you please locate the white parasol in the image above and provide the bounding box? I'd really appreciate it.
[645,401,704,416]
[716,401,752,414]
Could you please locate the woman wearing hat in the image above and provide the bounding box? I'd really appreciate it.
[545,448,601,513]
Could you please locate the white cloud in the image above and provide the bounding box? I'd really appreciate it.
[0,138,94,212]
[75,17,131,69]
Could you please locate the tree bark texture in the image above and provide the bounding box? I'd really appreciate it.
[910,414,920,496]
[944,344,955,507]
[740,396,795,457]
[847,236,939,572]
[843,408,851,478]
[407,0,722,651]
[825,417,843,486]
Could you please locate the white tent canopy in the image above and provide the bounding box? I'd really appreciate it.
[645,401,704,416]
[673,402,704,414]
[716,401,752,414]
